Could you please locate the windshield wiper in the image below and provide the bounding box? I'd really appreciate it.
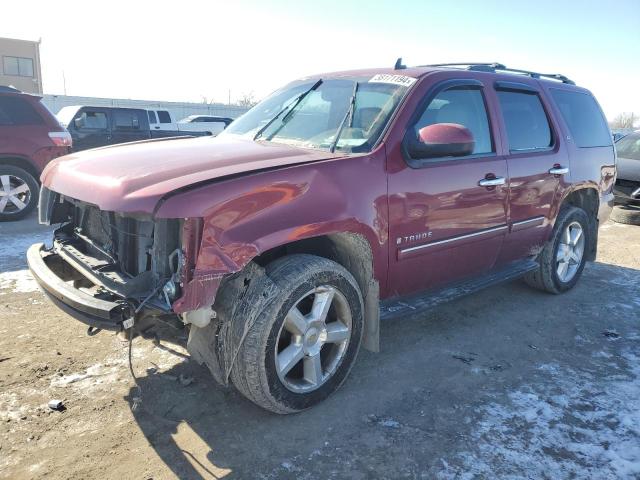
[329,81,358,153]
[253,79,322,141]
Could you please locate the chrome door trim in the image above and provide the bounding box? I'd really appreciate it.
[399,225,508,254]
[510,215,545,232]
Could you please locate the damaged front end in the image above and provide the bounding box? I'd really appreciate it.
[29,187,188,332]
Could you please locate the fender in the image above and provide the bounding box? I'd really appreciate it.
[155,148,389,315]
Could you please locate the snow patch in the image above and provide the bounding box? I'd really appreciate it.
[0,269,39,294]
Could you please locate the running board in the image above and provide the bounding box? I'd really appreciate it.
[380,259,539,321]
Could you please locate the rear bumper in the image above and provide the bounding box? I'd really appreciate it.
[27,243,132,331]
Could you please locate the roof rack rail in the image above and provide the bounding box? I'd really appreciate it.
[0,85,22,93]
[418,63,575,85]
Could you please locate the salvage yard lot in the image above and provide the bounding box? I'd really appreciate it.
[1,216,639,479]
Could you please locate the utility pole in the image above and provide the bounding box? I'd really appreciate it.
[228,89,231,105]
[62,70,67,95]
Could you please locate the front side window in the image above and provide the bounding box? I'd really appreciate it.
[497,90,552,152]
[222,75,414,153]
[615,133,640,160]
[76,111,108,130]
[550,89,612,148]
[2,56,34,77]
[414,86,493,155]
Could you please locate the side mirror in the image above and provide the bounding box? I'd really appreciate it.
[73,115,85,130]
[407,123,475,159]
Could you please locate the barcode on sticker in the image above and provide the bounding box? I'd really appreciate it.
[369,74,417,87]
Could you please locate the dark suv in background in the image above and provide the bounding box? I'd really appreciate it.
[0,86,71,221]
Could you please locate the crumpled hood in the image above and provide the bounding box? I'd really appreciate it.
[41,135,339,214]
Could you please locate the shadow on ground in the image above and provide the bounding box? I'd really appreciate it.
[126,261,640,479]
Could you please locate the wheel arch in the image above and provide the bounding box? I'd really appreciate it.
[0,156,40,182]
[557,185,599,261]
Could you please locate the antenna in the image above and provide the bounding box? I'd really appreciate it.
[394,57,406,70]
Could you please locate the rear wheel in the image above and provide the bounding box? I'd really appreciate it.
[230,254,364,414]
[0,165,39,221]
[524,206,590,294]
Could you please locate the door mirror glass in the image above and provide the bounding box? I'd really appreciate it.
[408,123,475,159]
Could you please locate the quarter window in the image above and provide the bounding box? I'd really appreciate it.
[0,97,43,125]
[549,89,612,148]
[497,90,552,151]
[414,87,493,155]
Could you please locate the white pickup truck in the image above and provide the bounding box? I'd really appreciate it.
[146,110,233,136]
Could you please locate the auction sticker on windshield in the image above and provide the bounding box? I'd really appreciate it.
[369,74,417,87]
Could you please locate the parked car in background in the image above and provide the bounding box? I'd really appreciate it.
[179,115,233,135]
[56,105,210,152]
[0,86,71,221]
[146,109,232,136]
[29,62,615,413]
[611,131,640,223]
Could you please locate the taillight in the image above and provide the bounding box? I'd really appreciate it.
[48,131,73,147]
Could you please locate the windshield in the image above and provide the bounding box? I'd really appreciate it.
[616,133,640,160]
[56,106,80,127]
[221,75,415,153]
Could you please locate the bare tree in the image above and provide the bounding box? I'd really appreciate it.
[610,112,638,130]
[237,92,257,108]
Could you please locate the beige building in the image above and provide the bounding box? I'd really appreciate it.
[0,37,43,94]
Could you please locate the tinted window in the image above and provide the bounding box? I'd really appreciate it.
[615,133,640,160]
[415,87,493,155]
[76,110,108,130]
[113,110,140,130]
[148,111,157,124]
[158,111,171,123]
[497,90,552,151]
[550,89,612,148]
[0,97,44,125]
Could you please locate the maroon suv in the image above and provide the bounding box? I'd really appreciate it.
[0,86,71,221]
[27,62,615,413]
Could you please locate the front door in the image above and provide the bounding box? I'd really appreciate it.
[69,107,110,152]
[387,78,508,297]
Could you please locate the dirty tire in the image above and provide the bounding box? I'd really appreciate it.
[610,204,640,225]
[0,165,39,221]
[524,206,590,294]
[230,254,364,414]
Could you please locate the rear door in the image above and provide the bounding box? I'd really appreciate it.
[110,109,150,145]
[69,107,111,151]
[387,78,509,296]
[493,82,569,264]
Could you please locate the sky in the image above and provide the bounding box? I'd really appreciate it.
[2,0,639,120]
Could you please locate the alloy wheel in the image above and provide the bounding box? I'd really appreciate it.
[556,221,585,282]
[0,175,31,214]
[275,285,352,393]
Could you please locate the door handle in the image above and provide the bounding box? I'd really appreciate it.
[549,166,569,175]
[478,176,506,187]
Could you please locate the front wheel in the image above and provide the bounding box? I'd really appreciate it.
[524,206,590,294]
[0,165,39,221]
[230,254,364,414]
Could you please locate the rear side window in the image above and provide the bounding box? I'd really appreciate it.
[550,89,612,148]
[147,111,157,124]
[158,111,171,123]
[497,90,552,152]
[0,96,44,126]
[615,133,640,160]
[113,110,140,130]
[415,86,493,155]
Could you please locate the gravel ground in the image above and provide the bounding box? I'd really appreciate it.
[0,214,638,479]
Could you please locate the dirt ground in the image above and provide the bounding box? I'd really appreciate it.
[1,213,639,479]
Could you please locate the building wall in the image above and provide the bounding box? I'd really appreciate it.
[0,37,42,94]
[42,94,249,121]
